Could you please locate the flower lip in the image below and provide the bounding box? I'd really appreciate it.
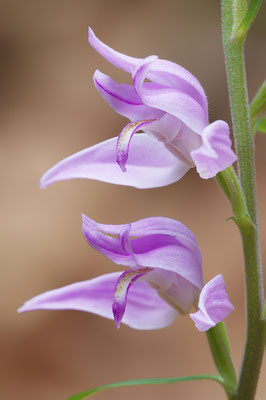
[116,119,156,171]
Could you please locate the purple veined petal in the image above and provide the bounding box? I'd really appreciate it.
[89,27,146,74]
[133,58,208,133]
[81,217,138,268]
[40,133,191,190]
[146,59,208,118]
[190,120,237,179]
[89,29,208,118]
[189,274,234,332]
[93,70,164,122]
[82,215,203,289]
[116,120,157,171]
[113,267,152,328]
[130,237,202,289]
[18,272,178,330]
[118,223,138,266]
[82,215,202,274]
[81,216,131,262]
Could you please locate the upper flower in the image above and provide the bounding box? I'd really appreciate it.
[40,29,236,190]
[18,216,234,331]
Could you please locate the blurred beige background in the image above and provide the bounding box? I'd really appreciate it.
[0,0,265,399]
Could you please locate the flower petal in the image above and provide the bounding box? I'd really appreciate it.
[190,274,234,332]
[40,134,190,190]
[93,70,164,121]
[112,267,151,328]
[89,27,145,73]
[82,215,203,289]
[133,58,208,133]
[18,272,178,330]
[190,120,237,178]
[146,268,199,313]
[146,59,208,116]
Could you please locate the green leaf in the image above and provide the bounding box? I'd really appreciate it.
[232,0,262,41]
[67,375,226,400]
[250,81,266,120]
[254,117,266,134]
[263,301,266,346]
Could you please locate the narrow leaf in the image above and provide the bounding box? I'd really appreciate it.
[67,375,225,400]
[254,117,266,134]
[263,301,266,346]
[232,0,262,40]
[250,81,266,120]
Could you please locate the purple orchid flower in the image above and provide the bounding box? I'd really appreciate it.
[40,29,236,190]
[18,216,234,331]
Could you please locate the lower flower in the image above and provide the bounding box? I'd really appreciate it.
[18,216,234,331]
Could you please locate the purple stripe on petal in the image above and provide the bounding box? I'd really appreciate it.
[93,70,164,122]
[190,274,234,332]
[113,267,152,328]
[116,120,156,171]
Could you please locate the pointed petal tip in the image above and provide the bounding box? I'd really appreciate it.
[40,170,53,189]
[88,27,95,42]
[17,305,25,314]
[40,177,48,189]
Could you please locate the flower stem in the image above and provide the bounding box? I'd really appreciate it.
[206,322,237,395]
[221,1,265,399]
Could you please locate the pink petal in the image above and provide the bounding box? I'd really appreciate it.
[93,70,164,121]
[146,59,208,116]
[89,27,144,73]
[146,269,200,313]
[89,29,208,118]
[191,120,237,178]
[82,215,203,289]
[40,134,190,189]
[190,274,234,332]
[133,58,208,133]
[18,272,178,330]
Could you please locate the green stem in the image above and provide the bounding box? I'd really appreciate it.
[206,322,237,395]
[216,166,248,219]
[221,1,264,399]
